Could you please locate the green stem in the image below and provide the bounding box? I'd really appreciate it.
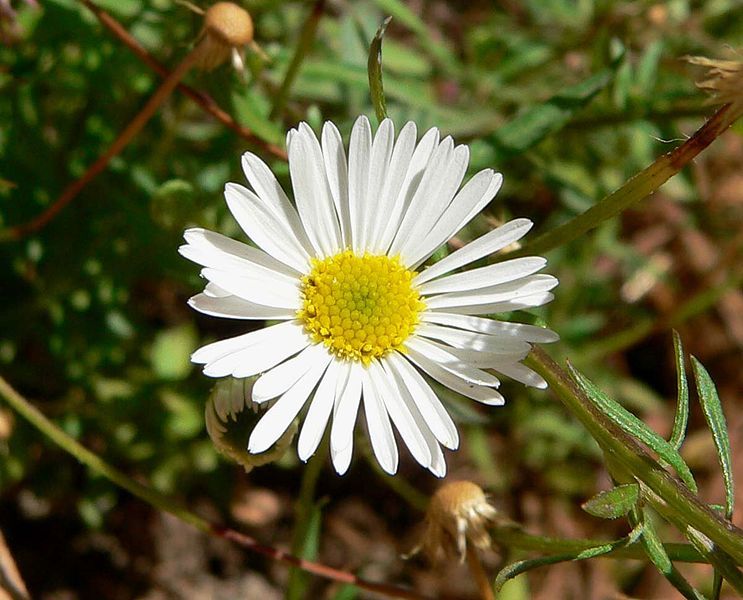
[525,349,743,565]
[0,376,430,600]
[287,449,325,599]
[269,0,326,121]
[490,525,705,563]
[508,102,742,259]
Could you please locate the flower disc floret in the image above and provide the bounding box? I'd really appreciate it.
[299,250,424,364]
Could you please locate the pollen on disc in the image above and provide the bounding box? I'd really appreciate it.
[298,250,424,364]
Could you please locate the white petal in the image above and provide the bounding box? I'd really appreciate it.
[247,352,332,453]
[367,121,417,252]
[487,361,547,389]
[440,291,555,316]
[348,116,372,253]
[241,151,316,258]
[377,127,440,252]
[414,219,534,286]
[180,228,300,278]
[203,282,230,297]
[332,439,353,475]
[200,323,310,379]
[406,337,501,387]
[370,360,431,469]
[252,343,329,403]
[385,352,459,450]
[188,293,296,320]
[424,274,559,310]
[297,359,345,461]
[225,183,311,273]
[288,123,342,256]
[331,363,363,459]
[393,142,470,264]
[390,138,469,261]
[418,257,546,296]
[407,170,502,268]
[378,362,447,477]
[359,118,394,251]
[201,267,300,310]
[204,335,308,378]
[406,350,506,405]
[193,320,298,364]
[415,323,532,356]
[422,312,559,342]
[362,368,399,475]
[321,122,352,247]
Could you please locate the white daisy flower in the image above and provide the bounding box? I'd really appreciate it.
[180,116,558,477]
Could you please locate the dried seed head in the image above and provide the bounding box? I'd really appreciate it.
[411,481,498,564]
[686,53,743,111]
[205,377,296,472]
[195,2,254,71]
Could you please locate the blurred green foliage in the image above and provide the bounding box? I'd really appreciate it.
[0,0,741,591]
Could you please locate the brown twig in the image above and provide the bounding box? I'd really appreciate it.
[465,546,495,600]
[76,0,286,160]
[0,376,430,600]
[2,44,201,241]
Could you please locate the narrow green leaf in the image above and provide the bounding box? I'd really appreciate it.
[582,484,640,519]
[669,330,689,450]
[367,17,391,122]
[490,68,615,157]
[568,364,697,493]
[493,523,643,593]
[287,502,323,599]
[634,509,706,600]
[371,0,456,72]
[692,357,734,520]
[686,527,743,598]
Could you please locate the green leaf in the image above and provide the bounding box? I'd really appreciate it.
[669,331,689,450]
[490,68,615,157]
[568,364,697,493]
[686,527,743,598]
[582,484,640,519]
[287,502,323,600]
[367,17,391,122]
[692,357,734,520]
[493,522,643,593]
[634,509,706,600]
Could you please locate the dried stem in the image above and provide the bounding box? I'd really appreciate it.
[0,376,430,600]
[509,102,743,259]
[2,44,202,241]
[465,546,495,600]
[74,0,286,159]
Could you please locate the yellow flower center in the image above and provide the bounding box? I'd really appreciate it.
[298,250,424,365]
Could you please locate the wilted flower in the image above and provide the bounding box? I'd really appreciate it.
[411,480,498,563]
[181,116,558,476]
[686,53,743,111]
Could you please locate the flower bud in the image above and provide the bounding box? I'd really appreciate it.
[205,377,296,472]
[195,2,254,71]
